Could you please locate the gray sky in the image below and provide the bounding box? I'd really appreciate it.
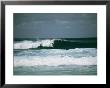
[14,13,97,38]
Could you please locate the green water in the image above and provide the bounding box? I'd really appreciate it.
[14,65,97,75]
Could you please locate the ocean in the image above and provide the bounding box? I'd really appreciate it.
[14,38,97,75]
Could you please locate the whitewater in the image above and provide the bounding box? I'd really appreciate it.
[14,38,97,49]
[14,48,97,75]
[14,39,55,49]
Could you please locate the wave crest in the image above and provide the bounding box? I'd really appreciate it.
[14,39,54,49]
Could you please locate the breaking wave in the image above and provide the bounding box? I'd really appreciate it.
[14,49,97,67]
[14,39,97,49]
[14,39,54,49]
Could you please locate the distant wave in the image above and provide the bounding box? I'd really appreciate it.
[14,39,97,49]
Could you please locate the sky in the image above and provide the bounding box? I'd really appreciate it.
[14,13,97,38]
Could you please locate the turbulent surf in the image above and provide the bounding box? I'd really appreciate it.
[14,38,97,75]
[14,38,97,49]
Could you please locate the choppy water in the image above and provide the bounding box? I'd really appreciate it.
[14,65,97,75]
[14,48,97,75]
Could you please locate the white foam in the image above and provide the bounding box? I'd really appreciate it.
[14,39,54,49]
[14,55,97,67]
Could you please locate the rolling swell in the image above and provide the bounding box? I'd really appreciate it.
[53,39,97,49]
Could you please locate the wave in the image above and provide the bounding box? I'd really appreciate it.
[14,39,97,49]
[14,49,97,66]
[14,48,97,58]
[14,55,97,67]
[14,39,54,49]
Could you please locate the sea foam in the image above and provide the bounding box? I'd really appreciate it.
[14,39,54,49]
[14,55,97,67]
[14,48,97,67]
